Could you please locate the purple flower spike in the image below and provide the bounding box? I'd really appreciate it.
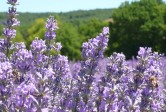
[45,16,58,40]
[82,27,109,59]
[31,37,46,54]
[54,42,62,52]
[45,16,58,31]
[7,0,18,5]
[0,0,165,111]
[3,28,16,38]
[1,0,20,58]
[45,31,56,40]
[0,61,12,77]
[102,27,109,35]
[54,55,70,76]
[8,7,17,16]
[14,49,34,72]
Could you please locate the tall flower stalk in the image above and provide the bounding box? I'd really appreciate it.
[45,16,59,67]
[77,27,109,110]
[2,0,20,58]
[0,0,20,111]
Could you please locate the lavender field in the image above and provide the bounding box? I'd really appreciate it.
[0,0,166,112]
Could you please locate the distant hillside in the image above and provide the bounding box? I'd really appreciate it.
[59,9,114,21]
[0,8,113,26]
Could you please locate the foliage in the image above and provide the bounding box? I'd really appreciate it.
[107,0,166,59]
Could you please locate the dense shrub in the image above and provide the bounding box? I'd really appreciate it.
[108,0,166,59]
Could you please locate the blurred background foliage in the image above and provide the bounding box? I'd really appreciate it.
[0,0,166,60]
[107,0,166,59]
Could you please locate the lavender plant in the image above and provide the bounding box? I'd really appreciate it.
[2,0,20,58]
[0,0,165,112]
[0,0,20,110]
[78,27,109,110]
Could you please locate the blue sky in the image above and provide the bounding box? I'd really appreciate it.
[0,0,137,12]
[0,0,165,12]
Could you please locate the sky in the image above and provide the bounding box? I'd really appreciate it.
[0,0,165,13]
[0,0,138,12]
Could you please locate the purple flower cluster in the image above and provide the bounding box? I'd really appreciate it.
[69,27,110,111]
[7,0,18,5]
[54,55,70,76]
[31,37,46,54]
[0,0,166,111]
[45,16,58,40]
[11,82,38,111]
[13,49,34,73]
[82,27,109,59]
[0,2,20,105]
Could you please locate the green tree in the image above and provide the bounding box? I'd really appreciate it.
[26,18,45,48]
[107,0,166,58]
[56,21,81,61]
[78,18,108,40]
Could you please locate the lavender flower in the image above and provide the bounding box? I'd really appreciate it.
[1,0,20,58]
[82,27,109,59]
[7,0,18,4]
[35,54,49,68]
[2,28,16,38]
[54,42,62,52]
[0,61,13,111]
[8,7,18,16]
[45,16,58,31]
[131,47,164,111]
[74,27,109,111]
[13,42,26,50]
[0,61,13,77]
[11,82,38,111]
[30,68,54,111]
[0,52,6,62]
[0,0,165,111]
[2,18,20,27]
[0,39,6,53]
[31,37,46,54]
[45,16,58,40]
[53,55,70,76]
[13,49,34,73]
[107,52,130,79]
